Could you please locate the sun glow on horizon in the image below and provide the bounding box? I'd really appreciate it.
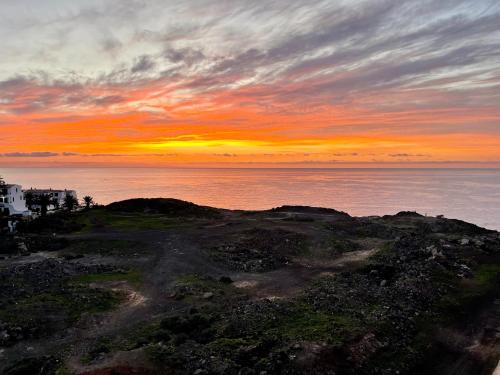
[1,1,500,167]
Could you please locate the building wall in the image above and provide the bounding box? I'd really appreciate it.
[0,184,29,215]
[26,189,78,211]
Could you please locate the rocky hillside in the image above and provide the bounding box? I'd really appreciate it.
[0,199,499,375]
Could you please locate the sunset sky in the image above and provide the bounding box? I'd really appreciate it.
[1,0,500,167]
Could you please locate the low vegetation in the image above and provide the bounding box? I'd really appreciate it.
[73,269,143,287]
[1,200,499,375]
[0,260,123,347]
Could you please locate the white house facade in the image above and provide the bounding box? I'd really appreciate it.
[25,188,78,211]
[0,184,30,216]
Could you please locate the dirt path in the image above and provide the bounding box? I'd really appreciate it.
[58,229,377,370]
[2,226,378,373]
[62,229,226,373]
[232,248,376,299]
[66,281,151,374]
[493,361,500,375]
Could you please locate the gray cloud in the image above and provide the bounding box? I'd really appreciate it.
[0,0,499,135]
[163,47,205,67]
[389,153,431,157]
[213,153,237,157]
[91,95,126,106]
[131,55,156,73]
[101,37,123,55]
[2,152,59,157]
[60,151,178,157]
[332,153,359,157]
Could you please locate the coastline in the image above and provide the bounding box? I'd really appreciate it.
[1,167,500,231]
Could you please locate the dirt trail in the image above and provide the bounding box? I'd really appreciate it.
[1,223,378,373]
[66,281,151,374]
[232,248,376,299]
[493,361,500,375]
[60,228,376,371]
[61,229,229,373]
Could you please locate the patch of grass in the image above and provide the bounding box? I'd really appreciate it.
[174,273,246,306]
[0,287,122,330]
[176,273,205,284]
[73,269,143,287]
[416,261,500,336]
[310,236,359,257]
[145,342,183,369]
[475,264,500,285]
[61,239,147,256]
[330,237,359,253]
[369,241,395,261]
[105,214,187,230]
[278,307,334,340]
[115,320,164,351]
[387,261,500,374]
[76,209,192,231]
[24,207,193,234]
[54,366,72,375]
[273,302,363,344]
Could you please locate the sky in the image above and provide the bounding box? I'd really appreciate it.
[1,0,500,167]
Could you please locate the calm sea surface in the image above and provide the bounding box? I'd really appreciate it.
[1,168,500,230]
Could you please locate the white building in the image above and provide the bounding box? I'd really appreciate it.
[0,183,30,216]
[25,188,78,211]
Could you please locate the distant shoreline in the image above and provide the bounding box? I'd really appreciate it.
[2,168,500,231]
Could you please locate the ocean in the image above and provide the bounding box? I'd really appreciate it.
[1,167,500,230]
